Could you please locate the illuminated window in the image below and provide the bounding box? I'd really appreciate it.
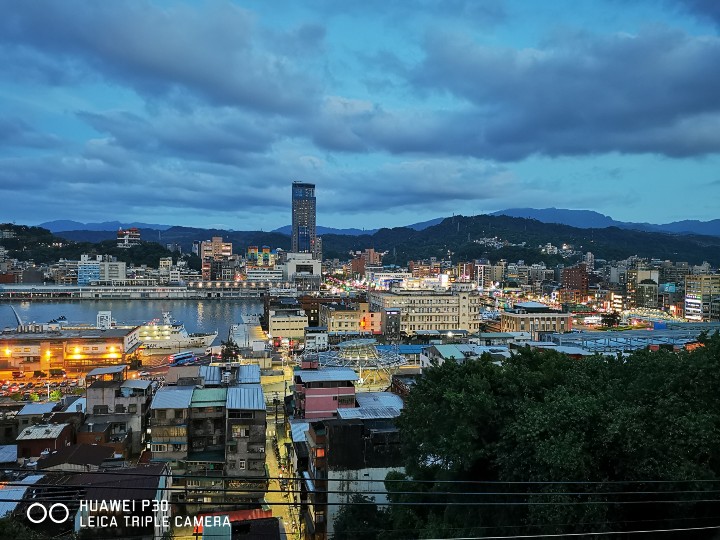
[315,448,325,458]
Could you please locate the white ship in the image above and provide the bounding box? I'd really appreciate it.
[138,312,218,351]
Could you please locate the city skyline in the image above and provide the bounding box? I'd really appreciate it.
[2,1,720,230]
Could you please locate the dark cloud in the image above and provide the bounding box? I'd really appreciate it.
[670,0,720,24]
[0,117,60,149]
[0,1,321,115]
[310,27,720,161]
[317,158,514,214]
[306,0,506,27]
[77,108,278,166]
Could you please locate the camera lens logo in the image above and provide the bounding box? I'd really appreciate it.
[26,502,70,524]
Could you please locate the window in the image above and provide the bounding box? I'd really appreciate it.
[232,425,250,438]
[151,444,167,453]
[115,404,125,413]
[128,404,137,414]
[238,460,246,470]
[228,411,254,420]
[155,410,166,420]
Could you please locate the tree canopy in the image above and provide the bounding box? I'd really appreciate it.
[335,334,720,538]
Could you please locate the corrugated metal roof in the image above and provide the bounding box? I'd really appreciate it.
[86,365,127,377]
[236,364,261,384]
[18,402,59,416]
[0,475,44,517]
[0,445,17,463]
[430,344,464,359]
[296,368,359,383]
[337,407,401,420]
[290,420,310,443]
[166,365,200,384]
[63,397,86,413]
[376,345,427,354]
[150,387,194,410]
[121,379,152,390]
[226,385,265,411]
[356,392,404,410]
[17,423,69,440]
[199,365,221,385]
[191,388,227,407]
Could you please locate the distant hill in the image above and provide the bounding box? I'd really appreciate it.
[9,214,720,267]
[272,225,377,236]
[272,217,444,236]
[491,208,720,237]
[40,220,173,232]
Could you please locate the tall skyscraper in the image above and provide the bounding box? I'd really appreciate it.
[291,181,317,257]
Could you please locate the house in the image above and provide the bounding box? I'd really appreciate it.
[292,368,358,420]
[298,393,406,539]
[16,423,73,460]
[16,401,60,430]
[85,365,152,454]
[149,386,194,468]
[37,443,115,472]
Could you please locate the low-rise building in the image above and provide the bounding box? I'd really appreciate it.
[500,302,573,337]
[85,365,152,455]
[292,368,358,420]
[17,423,73,460]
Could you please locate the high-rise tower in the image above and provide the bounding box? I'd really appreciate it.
[291,181,317,257]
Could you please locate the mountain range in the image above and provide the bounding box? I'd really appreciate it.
[39,211,720,237]
[489,208,720,237]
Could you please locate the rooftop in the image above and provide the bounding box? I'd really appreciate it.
[0,445,17,464]
[38,443,115,470]
[355,392,404,410]
[337,406,401,420]
[0,475,44,518]
[17,423,69,440]
[150,387,194,410]
[87,365,128,377]
[120,379,152,390]
[191,388,228,408]
[236,364,261,384]
[295,368,359,383]
[18,402,59,416]
[226,385,265,411]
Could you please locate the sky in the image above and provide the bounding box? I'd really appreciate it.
[2,0,720,231]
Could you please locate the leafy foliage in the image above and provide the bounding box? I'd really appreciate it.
[333,494,392,540]
[341,336,720,538]
[220,340,241,361]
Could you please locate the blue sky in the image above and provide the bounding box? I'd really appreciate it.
[2,0,720,230]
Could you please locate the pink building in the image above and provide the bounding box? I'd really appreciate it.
[292,368,358,420]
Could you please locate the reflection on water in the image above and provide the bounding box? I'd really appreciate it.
[0,300,263,346]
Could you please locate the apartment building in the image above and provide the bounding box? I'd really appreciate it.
[318,301,381,335]
[368,283,482,334]
[85,365,152,455]
[292,368,358,420]
[685,274,720,321]
[500,302,573,337]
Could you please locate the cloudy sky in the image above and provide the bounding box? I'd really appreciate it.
[2,0,720,230]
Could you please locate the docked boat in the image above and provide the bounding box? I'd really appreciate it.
[138,312,218,351]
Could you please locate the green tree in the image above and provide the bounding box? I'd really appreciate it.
[0,517,49,539]
[381,337,720,537]
[333,494,391,540]
[220,340,241,361]
[600,310,621,328]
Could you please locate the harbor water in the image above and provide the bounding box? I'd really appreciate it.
[0,300,264,348]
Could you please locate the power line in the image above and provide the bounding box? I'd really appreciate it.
[6,466,720,485]
[421,524,720,539]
